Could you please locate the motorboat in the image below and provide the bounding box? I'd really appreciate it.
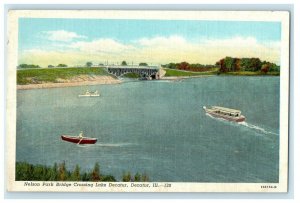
[203,106,245,122]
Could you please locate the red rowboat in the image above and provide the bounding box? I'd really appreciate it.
[61,134,97,144]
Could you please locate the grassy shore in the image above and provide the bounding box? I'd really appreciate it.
[164,68,280,77]
[17,67,112,85]
[220,71,280,76]
[16,161,149,182]
[17,67,280,86]
[164,68,218,77]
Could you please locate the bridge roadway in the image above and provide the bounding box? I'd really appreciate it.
[106,65,163,79]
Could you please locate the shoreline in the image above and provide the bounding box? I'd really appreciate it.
[17,74,279,90]
[17,76,122,90]
[17,75,212,90]
[160,75,213,80]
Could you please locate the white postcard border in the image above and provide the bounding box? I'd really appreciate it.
[6,10,290,193]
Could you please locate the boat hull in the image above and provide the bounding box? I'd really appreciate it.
[61,135,97,144]
[78,94,100,97]
[206,111,245,122]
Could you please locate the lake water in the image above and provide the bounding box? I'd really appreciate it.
[16,76,279,182]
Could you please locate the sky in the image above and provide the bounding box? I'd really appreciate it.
[18,18,282,67]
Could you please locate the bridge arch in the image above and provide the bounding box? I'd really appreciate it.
[106,66,161,79]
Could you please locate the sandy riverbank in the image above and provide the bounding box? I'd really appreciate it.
[17,75,122,90]
[17,75,213,90]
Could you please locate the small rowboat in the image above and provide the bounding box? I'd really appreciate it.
[61,134,97,144]
[78,90,100,97]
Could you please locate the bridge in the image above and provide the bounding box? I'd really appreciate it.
[106,65,165,79]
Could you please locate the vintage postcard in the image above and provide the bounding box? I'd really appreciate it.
[6,10,289,192]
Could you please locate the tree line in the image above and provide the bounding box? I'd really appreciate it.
[18,57,280,74]
[162,62,218,72]
[84,61,149,67]
[18,64,69,69]
[162,57,280,74]
[16,161,149,182]
[216,57,280,73]
[19,61,151,69]
[48,64,68,68]
[18,64,41,69]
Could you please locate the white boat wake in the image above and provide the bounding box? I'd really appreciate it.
[95,143,132,147]
[206,113,278,136]
[238,122,279,136]
[77,142,133,148]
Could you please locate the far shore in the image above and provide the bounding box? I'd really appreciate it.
[160,75,212,80]
[17,75,213,90]
[17,76,121,90]
[17,73,279,90]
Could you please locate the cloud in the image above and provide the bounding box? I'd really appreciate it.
[134,35,281,64]
[197,36,281,64]
[203,36,258,47]
[19,36,281,67]
[42,30,87,42]
[138,35,187,47]
[70,39,135,53]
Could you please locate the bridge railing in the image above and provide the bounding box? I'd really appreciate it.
[105,65,160,70]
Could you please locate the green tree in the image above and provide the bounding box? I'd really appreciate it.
[16,162,33,180]
[134,172,141,181]
[81,172,91,181]
[224,57,235,72]
[48,65,54,68]
[15,161,140,182]
[240,58,251,71]
[121,61,127,66]
[139,62,148,66]
[122,171,131,182]
[247,58,262,71]
[269,63,280,72]
[47,162,58,181]
[71,164,81,181]
[101,175,116,182]
[57,64,68,67]
[91,162,101,181]
[86,62,93,67]
[166,63,177,69]
[217,57,266,73]
[32,165,45,180]
[18,64,40,69]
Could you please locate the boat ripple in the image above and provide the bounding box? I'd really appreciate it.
[76,143,133,148]
[206,113,278,136]
[95,143,132,147]
[238,122,279,136]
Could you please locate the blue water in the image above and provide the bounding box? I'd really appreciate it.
[16,76,279,182]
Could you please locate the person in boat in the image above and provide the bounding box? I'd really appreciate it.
[79,131,84,139]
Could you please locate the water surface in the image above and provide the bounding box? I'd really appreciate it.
[17,76,280,182]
